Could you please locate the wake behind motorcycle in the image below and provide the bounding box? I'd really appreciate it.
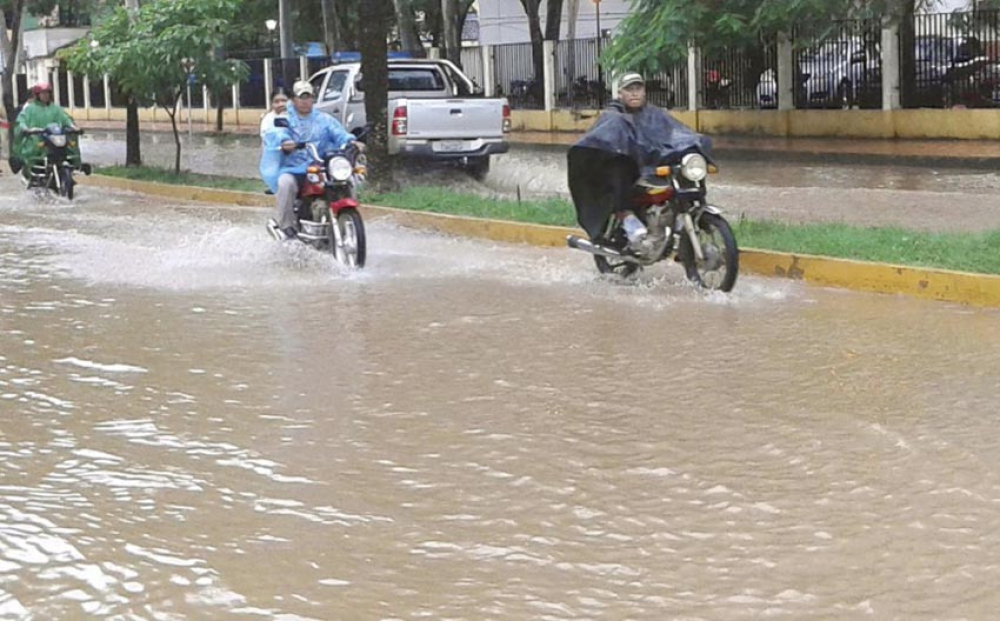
[266,138,368,269]
[567,148,739,292]
[21,123,92,199]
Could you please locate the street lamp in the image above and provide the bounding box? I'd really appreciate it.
[265,19,281,90]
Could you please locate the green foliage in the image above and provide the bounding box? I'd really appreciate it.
[602,0,950,74]
[61,0,248,110]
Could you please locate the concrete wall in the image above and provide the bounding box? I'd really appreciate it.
[512,108,1000,141]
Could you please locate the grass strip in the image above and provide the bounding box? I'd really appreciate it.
[96,165,1000,275]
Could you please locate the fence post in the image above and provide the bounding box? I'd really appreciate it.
[68,71,76,110]
[12,77,18,108]
[482,45,495,97]
[264,59,273,103]
[103,74,111,118]
[83,75,91,113]
[543,40,556,112]
[777,32,794,111]
[299,56,308,82]
[882,20,901,110]
[687,42,701,111]
[203,85,210,124]
[52,68,62,107]
[232,83,240,125]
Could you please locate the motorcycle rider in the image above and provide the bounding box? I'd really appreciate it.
[260,80,361,240]
[10,82,80,178]
[611,73,652,245]
[259,89,289,138]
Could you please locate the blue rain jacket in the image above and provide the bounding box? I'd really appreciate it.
[260,109,355,193]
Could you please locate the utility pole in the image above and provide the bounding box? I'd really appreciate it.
[279,0,294,60]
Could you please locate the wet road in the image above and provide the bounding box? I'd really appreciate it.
[81,131,1000,232]
[3,175,1000,619]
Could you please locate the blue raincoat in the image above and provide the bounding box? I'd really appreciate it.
[259,109,355,193]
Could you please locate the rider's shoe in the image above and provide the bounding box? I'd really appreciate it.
[622,214,648,245]
[282,226,299,240]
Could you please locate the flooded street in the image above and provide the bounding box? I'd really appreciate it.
[81,130,1000,232]
[3,174,1000,619]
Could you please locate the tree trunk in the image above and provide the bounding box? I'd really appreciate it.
[520,0,544,104]
[565,0,580,106]
[216,98,224,132]
[899,0,916,108]
[545,0,564,41]
[126,96,142,166]
[359,0,394,190]
[442,0,462,67]
[1,1,26,147]
[321,0,342,54]
[164,94,183,175]
[393,0,425,57]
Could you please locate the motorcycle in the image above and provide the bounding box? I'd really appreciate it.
[265,137,368,269]
[21,123,92,199]
[567,148,739,292]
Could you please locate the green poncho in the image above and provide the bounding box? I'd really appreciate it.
[14,102,80,173]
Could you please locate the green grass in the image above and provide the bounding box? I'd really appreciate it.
[98,165,263,193]
[95,165,1000,275]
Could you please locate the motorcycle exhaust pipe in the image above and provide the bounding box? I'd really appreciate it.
[566,235,641,264]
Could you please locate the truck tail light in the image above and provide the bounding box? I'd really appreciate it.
[502,104,511,133]
[392,105,408,136]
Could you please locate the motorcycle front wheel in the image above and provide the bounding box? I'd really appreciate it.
[679,212,739,292]
[60,167,75,200]
[328,207,367,269]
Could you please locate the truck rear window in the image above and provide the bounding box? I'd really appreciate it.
[388,69,445,92]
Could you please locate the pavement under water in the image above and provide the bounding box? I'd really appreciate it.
[80,131,1000,233]
[2,174,1000,619]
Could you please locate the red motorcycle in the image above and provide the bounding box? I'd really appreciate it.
[267,140,368,269]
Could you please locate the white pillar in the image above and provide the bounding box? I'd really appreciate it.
[428,47,441,60]
[264,60,274,102]
[482,45,495,97]
[52,68,62,107]
[543,40,556,112]
[777,32,794,111]
[68,71,76,110]
[12,78,19,108]
[882,22,901,110]
[687,43,701,111]
[103,74,111,115]
[83,75,92,110]
[299,56,308,82]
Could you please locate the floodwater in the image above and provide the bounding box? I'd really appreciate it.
[80,131,1000,232]
[3,175,1000,619]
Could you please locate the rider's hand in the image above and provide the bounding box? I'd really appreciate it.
[281,140,296,153]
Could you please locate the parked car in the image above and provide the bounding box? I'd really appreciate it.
[756,37,881,109]
[309,59,511,179]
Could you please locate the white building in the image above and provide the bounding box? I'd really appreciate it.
[477,0,631,45]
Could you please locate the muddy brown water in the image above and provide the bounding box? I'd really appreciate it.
[2,176,1000,619]
[80,131,1000,233]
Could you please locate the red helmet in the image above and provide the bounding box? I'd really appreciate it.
[30,82,53,95]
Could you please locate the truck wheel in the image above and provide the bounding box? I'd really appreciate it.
[467,156,490,181]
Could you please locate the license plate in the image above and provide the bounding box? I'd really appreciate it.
[434,140,472,153]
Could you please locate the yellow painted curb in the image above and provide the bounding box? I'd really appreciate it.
[83,174,1000,308]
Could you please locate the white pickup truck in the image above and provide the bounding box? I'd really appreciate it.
[308,59,511,179]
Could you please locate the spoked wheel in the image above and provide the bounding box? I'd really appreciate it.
[594,254,640,278]
[59,167,75,200]
[679,212,739,292]
[327,207,366,268]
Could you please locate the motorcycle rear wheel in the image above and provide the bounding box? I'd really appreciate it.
[594,254,639,278]
[679,213,739,292]
[328,207,367,269]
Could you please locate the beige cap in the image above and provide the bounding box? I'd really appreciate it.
[619,73,645,89]
[292,80,315,98]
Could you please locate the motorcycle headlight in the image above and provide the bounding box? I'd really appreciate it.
[49,135,67,147]
[681,153,708,182]
[328,156,353,182]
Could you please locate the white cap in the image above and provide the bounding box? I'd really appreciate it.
[619,73,645,89]
[292,81,315,98]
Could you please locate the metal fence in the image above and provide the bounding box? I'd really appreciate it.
[493,41,542,109]
[906,11,1000,108]
[555,38,608,109]
[459,46,485,91]
[792,19,883,109]
[702,42,777,109]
